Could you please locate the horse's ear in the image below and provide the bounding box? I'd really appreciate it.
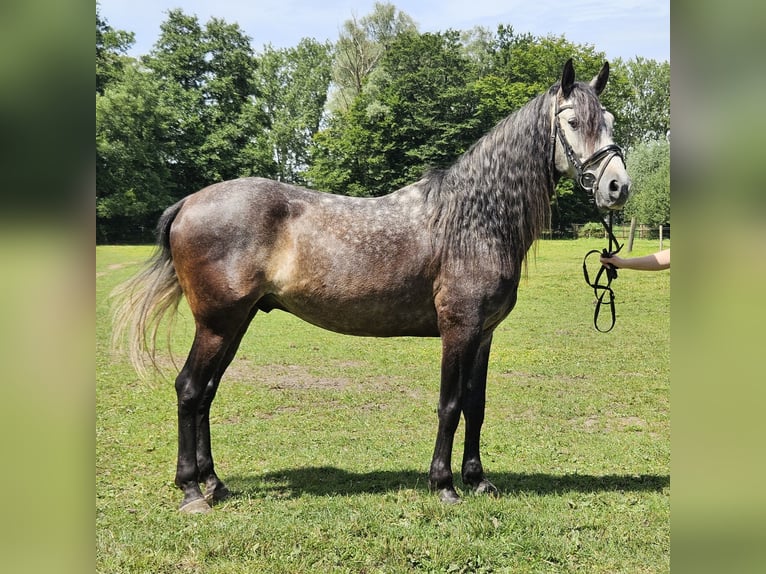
[560,58,575,98]
[590,61,610,95]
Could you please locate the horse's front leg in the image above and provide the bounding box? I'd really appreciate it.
[429,315,483,504]
[461,334,499,497]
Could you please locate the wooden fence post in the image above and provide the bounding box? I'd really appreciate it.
[627,217,637,253]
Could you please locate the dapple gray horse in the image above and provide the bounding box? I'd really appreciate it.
[113,59,630,513]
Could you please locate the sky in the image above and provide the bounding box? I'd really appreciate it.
[98,0,669,63]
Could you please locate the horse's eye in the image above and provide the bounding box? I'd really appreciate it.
[568,117,580,130]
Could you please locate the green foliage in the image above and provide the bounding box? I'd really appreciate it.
[624,139,671,227]
[142,10,274,188]
[551,180,600,235]
[96,10,274,242]
[619,58,671,148]
[96,67,174,243]
[96,5,135,94]
[309,31,483,196]
[576,222,607,238]
[328,2,417,114]
[95,5,670,241]
[493,27,604,92]
[256,39,333,184]
[97,239,669,572]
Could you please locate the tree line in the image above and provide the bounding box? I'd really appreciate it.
[96,2,669,243]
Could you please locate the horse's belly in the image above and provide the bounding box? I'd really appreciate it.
[264,289,440,338]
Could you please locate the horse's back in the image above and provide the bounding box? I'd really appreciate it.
[170,176,430,261]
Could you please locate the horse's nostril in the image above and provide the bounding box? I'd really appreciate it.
[609,180,619,192]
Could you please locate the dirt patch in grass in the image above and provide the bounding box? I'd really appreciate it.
[225,358,406,394]
[264,364,354,391]
[575,414,649,432]
[121,349,425,406]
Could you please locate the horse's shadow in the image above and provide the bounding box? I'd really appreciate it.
[225,466,669,499]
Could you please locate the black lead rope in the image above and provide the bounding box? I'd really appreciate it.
[582,212,623,332]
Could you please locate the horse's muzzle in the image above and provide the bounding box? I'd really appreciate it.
[607,179,631,209]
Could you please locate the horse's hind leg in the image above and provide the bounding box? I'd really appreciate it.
[174,304,255,513]
[195,309,258,505]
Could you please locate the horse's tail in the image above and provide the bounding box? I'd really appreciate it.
[110,198,187,378]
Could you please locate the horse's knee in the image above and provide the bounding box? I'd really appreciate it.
[438,399,462,429]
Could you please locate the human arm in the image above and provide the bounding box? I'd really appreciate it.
[600,248,670,271]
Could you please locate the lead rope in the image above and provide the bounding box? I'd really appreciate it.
[582,211,623,332]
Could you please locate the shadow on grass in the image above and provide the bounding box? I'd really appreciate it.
[225,466,669,499]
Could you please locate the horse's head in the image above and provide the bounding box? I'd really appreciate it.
[552,59,631,211]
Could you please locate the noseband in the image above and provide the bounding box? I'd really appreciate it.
[550,97,626,333]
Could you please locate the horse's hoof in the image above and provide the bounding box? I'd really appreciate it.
[179,498,212,514]
[438,488,462,505]
[474,479,499,497]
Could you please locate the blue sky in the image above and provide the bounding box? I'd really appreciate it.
[98,0,669,63]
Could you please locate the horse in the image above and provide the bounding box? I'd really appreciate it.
[112,58,630,513]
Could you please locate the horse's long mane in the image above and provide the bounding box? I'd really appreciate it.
[423,88,557,275]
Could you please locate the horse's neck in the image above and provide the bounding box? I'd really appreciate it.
[436,98,551,265]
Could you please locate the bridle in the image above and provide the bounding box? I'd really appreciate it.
[550,96,627,333]
[550,98,626,200]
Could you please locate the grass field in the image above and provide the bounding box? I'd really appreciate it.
[97,238,669,573]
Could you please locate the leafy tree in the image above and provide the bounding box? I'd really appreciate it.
[95,5,670,242]
[381,31,482,175]
[618,57,670,149]
[256,39,333,183]
[550,179,600,234]
[96,4,135,94]
[309,31,481,196]
[142,10,273,192]
[328,2,417,114]
[491,27,607,94]
[623,138,670,227]
[96,66,174,242]
[459,26,500,77]
[96,9,274,242]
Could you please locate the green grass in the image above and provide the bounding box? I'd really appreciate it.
[97,239,669,573]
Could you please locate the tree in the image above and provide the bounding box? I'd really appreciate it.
[309,31,482,197]
[491,27,607,95]
[95,6,670,242]
[96,66,174,242]
[96,5,135,94]
[618,57,670,149]
[623,138,670,227]
[142,10,273,192]
[96,9,274,242]
[378,31,482,180]
[328,2,417,114]
[256,39,333,184]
